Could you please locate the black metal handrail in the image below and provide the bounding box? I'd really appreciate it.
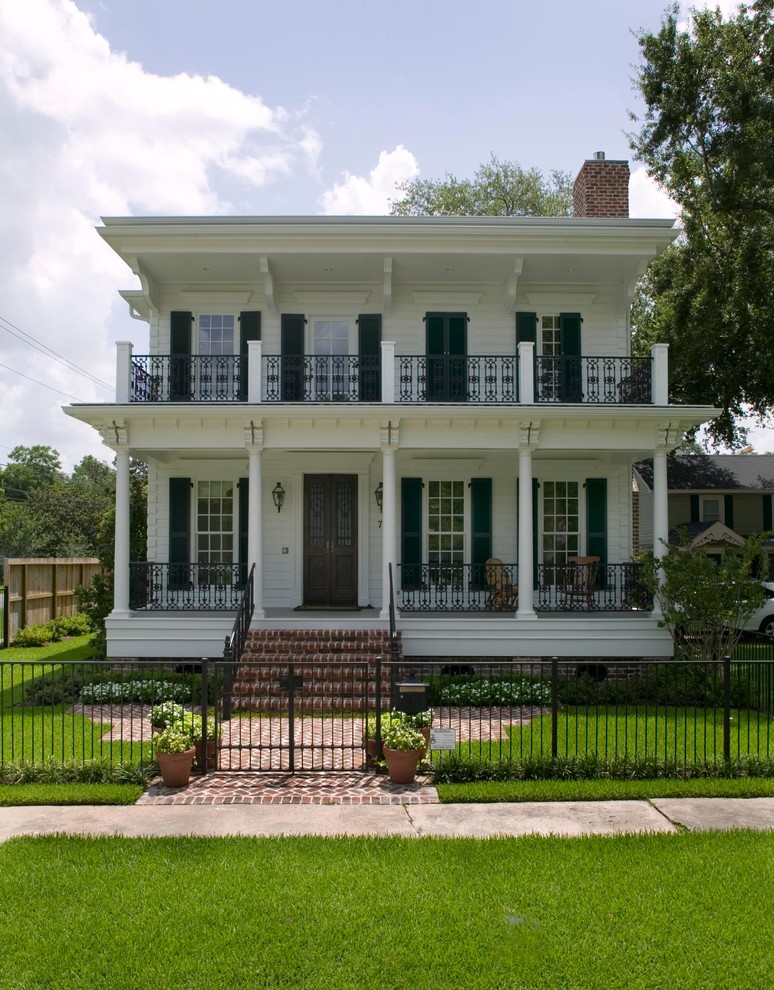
[397,355,518,403]
[129,562,246,610]
[221,563,255,720]
[535,562,650,612]
[534,356,651,404]
[397,562,515,612]
[131,355,244,402]
[263,354,380,402]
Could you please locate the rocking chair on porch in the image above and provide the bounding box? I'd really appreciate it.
[485,558,518,610]
[560,555,600,608]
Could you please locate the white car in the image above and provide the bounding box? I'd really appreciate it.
[741,581,774,637]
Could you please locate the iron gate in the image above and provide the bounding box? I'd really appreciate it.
[210,658,377,771]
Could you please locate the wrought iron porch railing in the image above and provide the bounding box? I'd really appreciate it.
[263,354,380,402]
[129,562,245,610]
[397,355,518,403]
[131,355,244,402]
[535,562,650,612]
[534,356,651,404]
[397,562,516,612]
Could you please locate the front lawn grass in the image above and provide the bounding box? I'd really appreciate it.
[0,783,142,806]
[437,776,774,803]
[1,832,772,989]
[0,709,150,766]
[1,635,97,705]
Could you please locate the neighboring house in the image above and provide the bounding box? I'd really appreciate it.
[66,153,715,661]
[635,454,774,574]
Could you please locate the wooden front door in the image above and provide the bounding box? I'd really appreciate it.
[303,475,358,605]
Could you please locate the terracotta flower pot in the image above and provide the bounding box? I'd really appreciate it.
[195,739,219,770]
[382,745,423,785]
[157,748,195,788]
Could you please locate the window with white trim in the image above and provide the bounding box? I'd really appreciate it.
[196,480,234,581]
[542,481,580,573]
[701,496,722,523]
[428,480,465,575]
[198,315,235,355]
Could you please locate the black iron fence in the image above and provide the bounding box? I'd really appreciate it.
[131,355,244,402]
[129,562,244,610]
[1,654,771,774]
[263,354,380,402]
[396,562,514,611]
[397,355,518,403]
[535,355,651,404]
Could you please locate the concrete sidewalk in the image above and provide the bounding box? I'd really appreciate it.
[1,798,773,842]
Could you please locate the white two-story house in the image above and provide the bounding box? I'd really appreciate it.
[66,153,716,661]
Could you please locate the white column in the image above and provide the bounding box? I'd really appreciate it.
[517,448,536,618]
[652,447,669,617]
[381,446,397,618]
[381,341,395,403]
[248,340,262,403]
[248,446,264,618]
[651,344,669,406]
[116,342,133,404]
[518,341,535,404]
[113,447,131,615]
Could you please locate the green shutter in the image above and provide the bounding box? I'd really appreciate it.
[724,494,734,530]
[170,312,192,401]
[358,314,381,401]
[239,312,261,401]
[401,478,423,589]
[763,495,773,532]
[238,477,249,585]
[169,477,191,589]
[586,479,608,586]
[281,314,305,401]
[516,477,539,588]
[559,313,582,402]
[690,495,700,523]
[470,478,492,589]
[516,312,537,345]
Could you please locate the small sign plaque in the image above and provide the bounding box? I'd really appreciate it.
[429,728,457,750]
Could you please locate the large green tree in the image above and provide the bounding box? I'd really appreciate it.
[390,154,573,217]
[630,1,774,446]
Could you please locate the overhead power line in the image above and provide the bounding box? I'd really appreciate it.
[0,312,114,393]
[0,361,87,402]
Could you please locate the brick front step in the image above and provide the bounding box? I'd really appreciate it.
[233,628,401,712]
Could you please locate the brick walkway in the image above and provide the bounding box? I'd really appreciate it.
[136,770,439,805]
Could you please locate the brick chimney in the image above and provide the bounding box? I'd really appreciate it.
[573,152,630,218]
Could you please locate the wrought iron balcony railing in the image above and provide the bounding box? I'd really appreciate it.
[131,355,243,402]
[397,562,517,611]
[534,356,651,404]
[397,355,518,403]
[263,354,380,402]
[129,562,245,610]
[535,562,650,612]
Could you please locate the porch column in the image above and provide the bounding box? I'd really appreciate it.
[247,340,262,403]
[381,340,395,404]
[652,446,669,617]
[517,446,537,618]
[380,422,399,618]
[248,449,265,618]
[116,341,132,404]
[651,344,669,406]
[518,341,534,404]
[246,422,264,619]
[113,444,131,615]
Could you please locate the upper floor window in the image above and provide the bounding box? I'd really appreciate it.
[314,319,349,355]
[541,316,561,356]
[701,496,722,523]
[199,315,235,355]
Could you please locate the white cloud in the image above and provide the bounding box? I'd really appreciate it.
[629,166,679,220]
[320,146,420,215]
[0,0,321,468]
[678,0,743,30]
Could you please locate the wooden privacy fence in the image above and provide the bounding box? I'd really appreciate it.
[2,558,100,642]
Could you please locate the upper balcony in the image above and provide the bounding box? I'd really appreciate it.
[118,342,669,407]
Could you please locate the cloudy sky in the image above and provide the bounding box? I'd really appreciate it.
[0,0,763,473]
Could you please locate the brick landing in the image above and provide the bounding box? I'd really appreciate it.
[137,770,439,806]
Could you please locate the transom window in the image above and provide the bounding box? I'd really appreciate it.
[197,481,234,577]
[542,481,580,572]
[199,315,235,355]
[428,481,465,569]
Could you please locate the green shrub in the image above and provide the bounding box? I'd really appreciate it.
[0,757,154,786]
[80,678,193,705]
[429,674,551,707]
[11,623,61,648]
[51,613,92,637]
[431,751,774,783]
[23,666,101,707]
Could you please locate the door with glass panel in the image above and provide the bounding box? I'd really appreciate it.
[303,475,358,605]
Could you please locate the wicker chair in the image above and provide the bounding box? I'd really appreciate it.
[485,558,518,610]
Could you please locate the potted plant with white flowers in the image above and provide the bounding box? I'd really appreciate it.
[152,724,196,787]
[381,720,427,784]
